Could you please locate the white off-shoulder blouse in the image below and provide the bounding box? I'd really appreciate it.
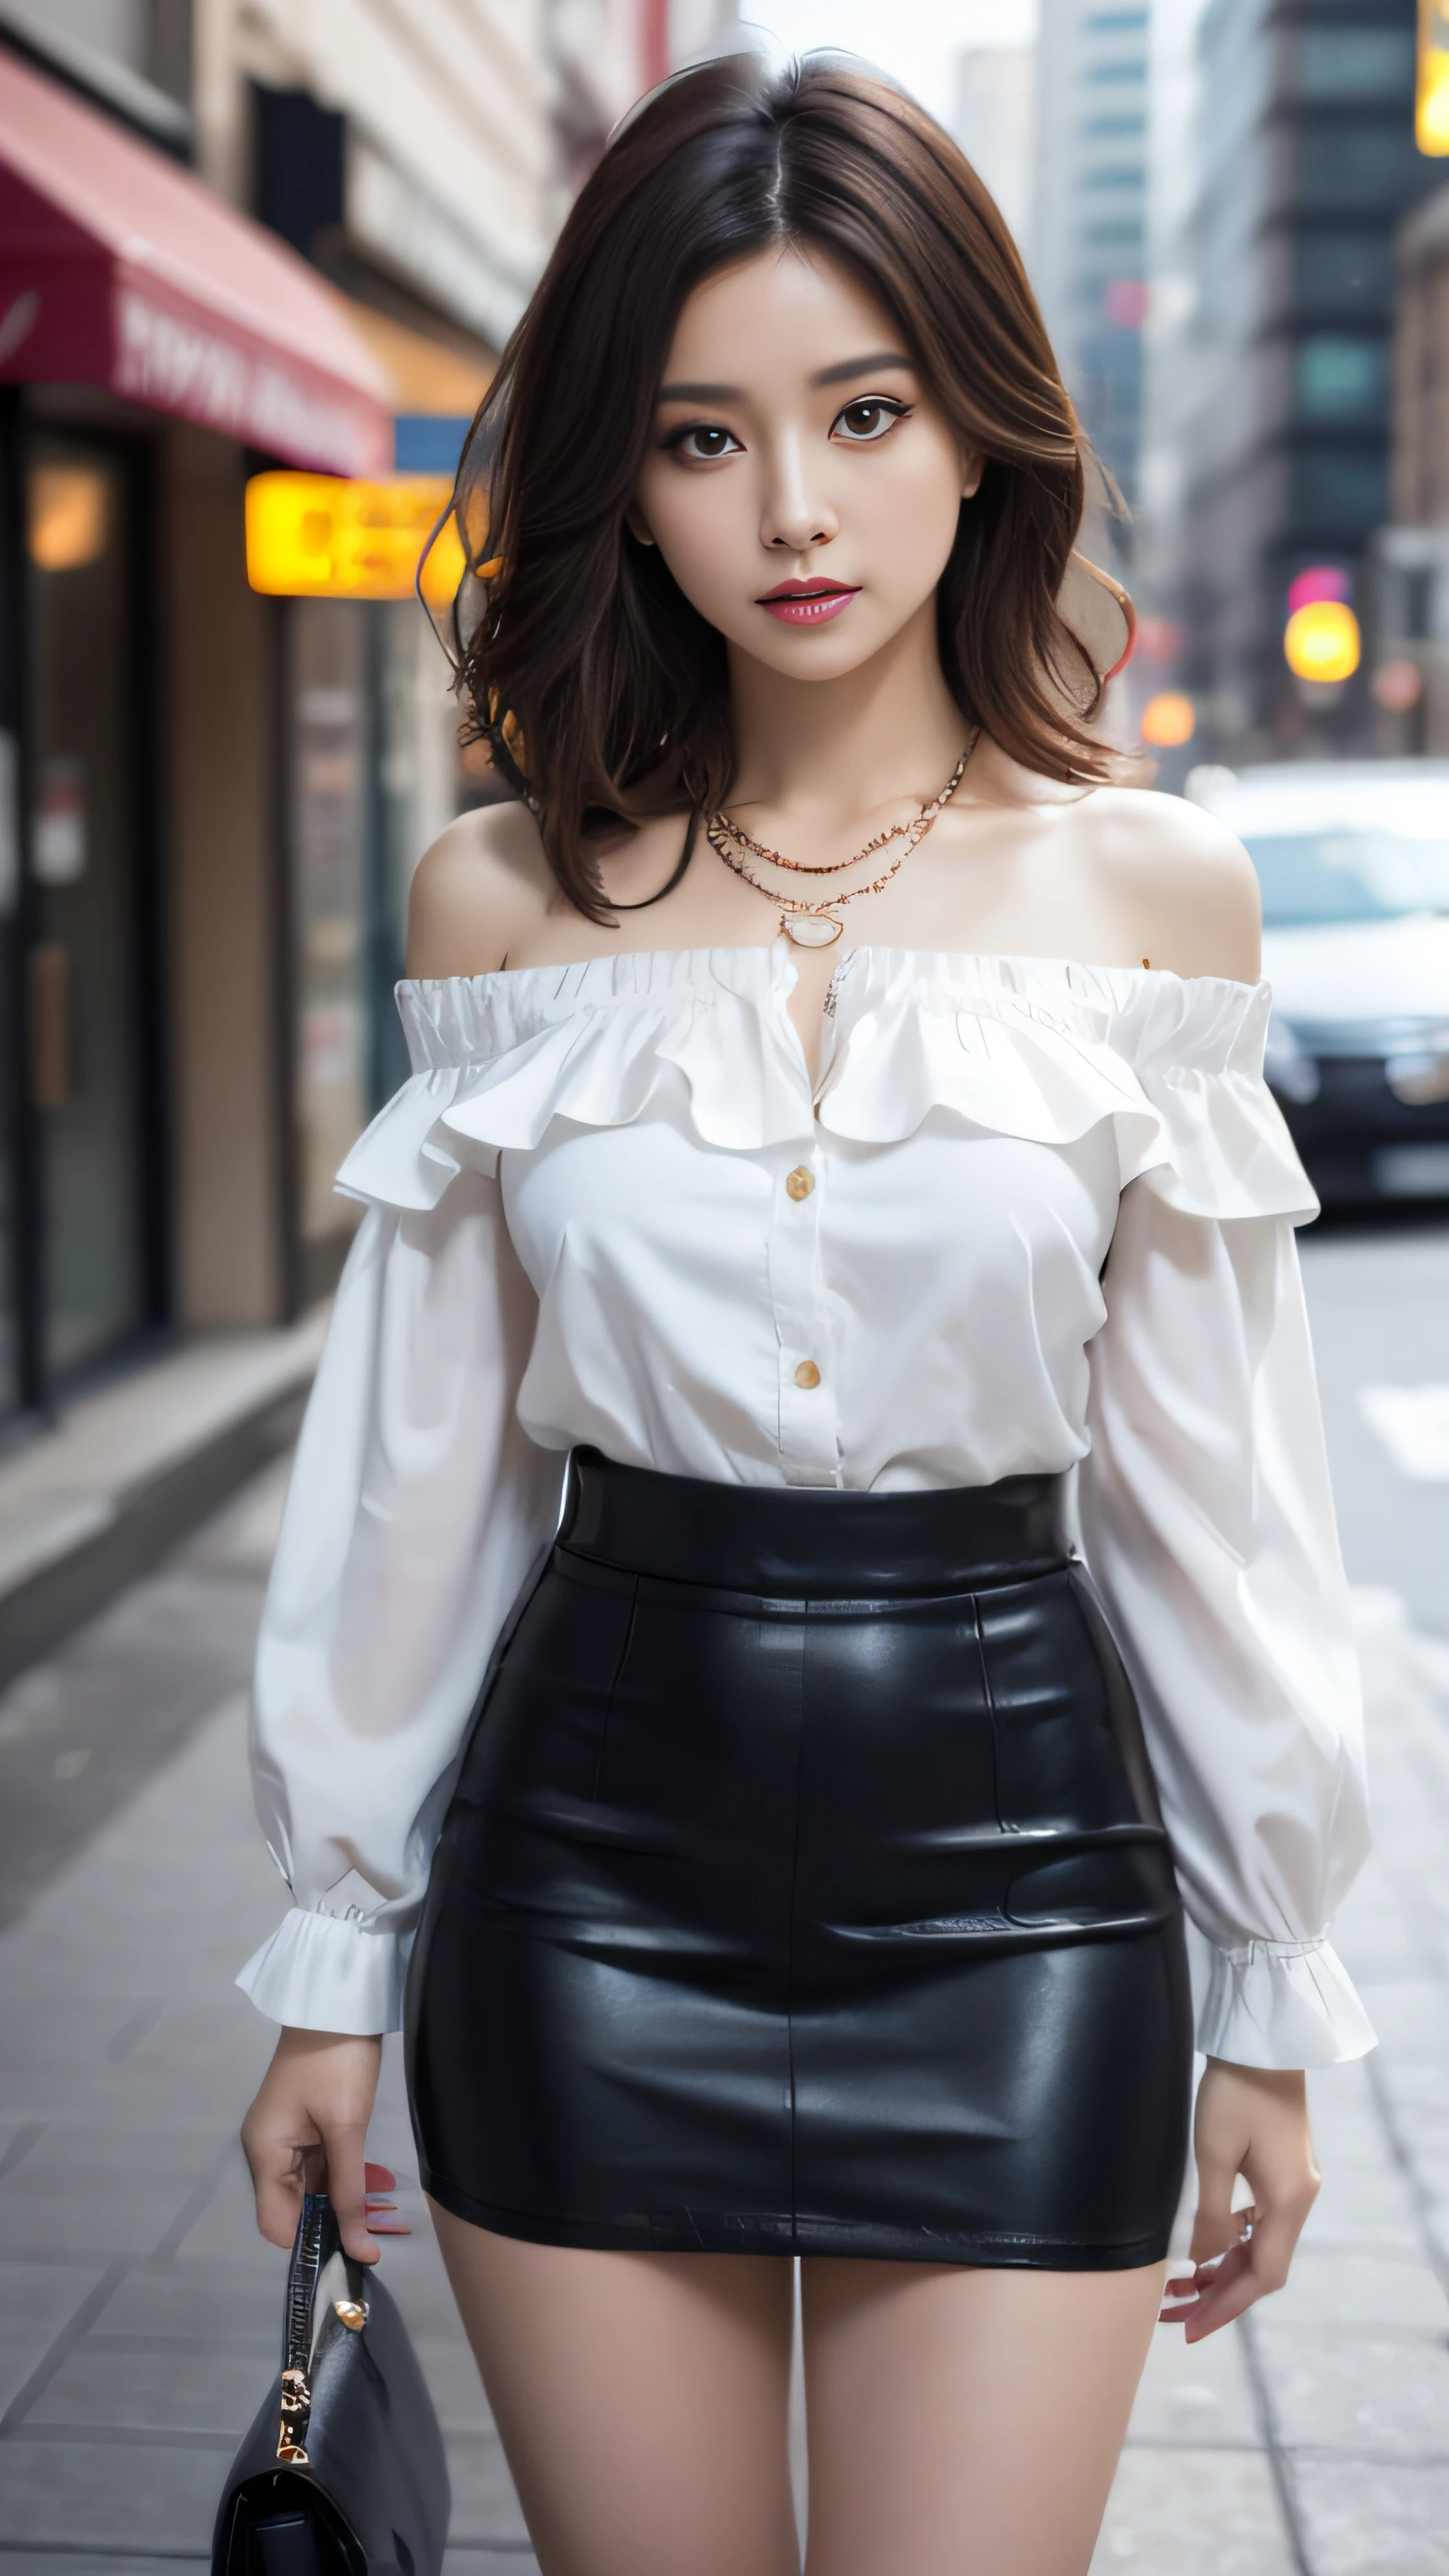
[239,943,1374,2072]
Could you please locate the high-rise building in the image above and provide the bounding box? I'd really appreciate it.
[1171,1,1428,761]
[953,45,1036,263]
[1031,1,1151,524]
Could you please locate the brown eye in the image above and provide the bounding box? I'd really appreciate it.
[833,398,906,444]
[667,423,740,461]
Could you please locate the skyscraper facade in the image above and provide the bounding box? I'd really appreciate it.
[1174,0,1428,760]
[954,44,1036,265]
[1032,0,1151,525]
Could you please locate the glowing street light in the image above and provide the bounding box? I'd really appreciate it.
[1140,692,1195,748]
[1284,599,1361,683]
[1420,0,1449,155]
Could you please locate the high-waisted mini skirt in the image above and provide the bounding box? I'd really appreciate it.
[407,1451,1193,2269]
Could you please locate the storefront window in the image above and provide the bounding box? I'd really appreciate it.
[0,723,18,1418]
[287,595,467,1304]
[288,600,370,1301]
[27,435,148,1382]
[371,600,449,1101]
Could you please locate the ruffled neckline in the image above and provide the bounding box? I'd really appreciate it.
[336,942,1314,1228]
[397,941,1258,1027]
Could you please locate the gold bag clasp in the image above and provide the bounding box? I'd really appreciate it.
[277,2364,311,2465]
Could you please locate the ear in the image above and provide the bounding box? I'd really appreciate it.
[625,502,657,547]
[961,449,984,501]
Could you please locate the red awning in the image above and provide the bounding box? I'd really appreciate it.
[0,51,392,476]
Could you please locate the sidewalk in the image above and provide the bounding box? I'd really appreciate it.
[1095,1587,1449,2576]
[0,1310,328,1693]
[0,1459,532,2573]
[0,1469,1446,2572]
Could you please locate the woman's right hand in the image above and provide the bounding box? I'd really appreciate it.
[242,2028,389,2262]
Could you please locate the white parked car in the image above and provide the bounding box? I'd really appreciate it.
[1185,760,1449,1203]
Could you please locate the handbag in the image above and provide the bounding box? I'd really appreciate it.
[211,2184,450,2576]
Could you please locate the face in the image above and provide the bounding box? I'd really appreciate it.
[630,248,979,681]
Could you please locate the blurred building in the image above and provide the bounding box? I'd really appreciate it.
[1031,1,1150,527]
[0,0,725,1438]
[1166,1,1430,765]
[1121,0,1206,773]
[1369,183,1449,756]
[953,44,1036,264]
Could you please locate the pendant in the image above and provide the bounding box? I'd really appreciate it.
[785,911,844,948]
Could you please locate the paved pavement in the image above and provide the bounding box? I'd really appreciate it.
[0,1462,532,2573]
[0,1306,326,1696]
[1,1223,1447,2574]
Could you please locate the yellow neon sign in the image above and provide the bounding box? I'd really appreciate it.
[245,472,466,605]
[1419,0,1449,155]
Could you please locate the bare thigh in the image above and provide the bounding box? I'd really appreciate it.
[432,2199,1160,2576]
[428,2199,799,2576]
[801,2256,1164,2576]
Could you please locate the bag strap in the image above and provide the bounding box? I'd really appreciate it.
[278,2183,338,2465]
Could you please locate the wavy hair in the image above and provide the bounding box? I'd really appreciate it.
[449,53,1109,920]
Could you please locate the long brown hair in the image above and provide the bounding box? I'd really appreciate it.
[452,53,1109,922]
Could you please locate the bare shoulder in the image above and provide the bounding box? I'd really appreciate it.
[1079,785,1262,983]
[406,797,553,978]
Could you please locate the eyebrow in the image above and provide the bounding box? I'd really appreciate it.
[656,352,916,403]
[812,351,915,388]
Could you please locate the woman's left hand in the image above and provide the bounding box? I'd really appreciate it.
[1161,2059,1320,2341]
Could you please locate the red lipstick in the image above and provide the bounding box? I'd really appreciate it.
[756,578,860,626]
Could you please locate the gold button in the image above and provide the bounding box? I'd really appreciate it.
[794,1360,821,1390]
[785,1166,814,1202]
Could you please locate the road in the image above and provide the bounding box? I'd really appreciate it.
[1301,1215,1449,1638]
[0,1217,1446,2575]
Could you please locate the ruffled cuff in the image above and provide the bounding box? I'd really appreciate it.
[1187,1919,1376,2069]
[236,1907,409,2036]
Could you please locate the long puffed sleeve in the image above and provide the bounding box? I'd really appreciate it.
[1079,978,1374,2071]
[237,1009,563,2035]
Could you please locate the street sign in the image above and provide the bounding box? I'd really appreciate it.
[245,471,465,604]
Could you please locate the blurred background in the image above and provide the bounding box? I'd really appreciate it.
[0,0,1444,1409]
[2,8,1449,2576]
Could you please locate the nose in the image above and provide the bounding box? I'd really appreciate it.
[760,430,838,554]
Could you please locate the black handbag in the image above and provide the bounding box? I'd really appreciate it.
[212,2187,450,2576]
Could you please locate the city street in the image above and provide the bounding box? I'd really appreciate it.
[0,3,1439,2572]
[0,1218,1445,2576]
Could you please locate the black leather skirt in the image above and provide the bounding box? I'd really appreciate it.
[407,1451,1192,2268]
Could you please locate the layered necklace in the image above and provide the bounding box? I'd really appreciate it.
[705,727,979,948]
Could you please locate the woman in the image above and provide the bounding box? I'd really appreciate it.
[240,56,1373,2576]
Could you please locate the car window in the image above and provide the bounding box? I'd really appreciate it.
[1244,832,1449,926]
